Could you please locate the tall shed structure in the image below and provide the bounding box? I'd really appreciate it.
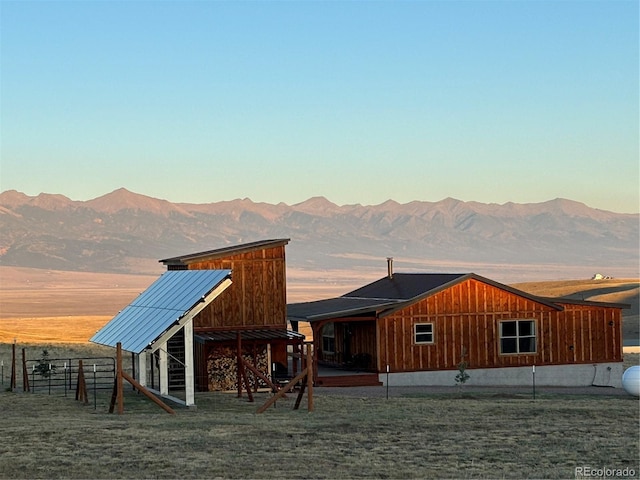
[160,239,304,392]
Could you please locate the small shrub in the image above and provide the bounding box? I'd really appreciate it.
[455,346,470,387]
[34,350,56,379]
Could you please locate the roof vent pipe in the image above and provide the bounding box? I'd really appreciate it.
[387,257,393,279]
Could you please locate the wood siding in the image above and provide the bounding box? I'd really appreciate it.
[377,278,623,373]
[172,245,287,330]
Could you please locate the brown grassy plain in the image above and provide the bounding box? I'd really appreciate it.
[0,364,638,480]
[1,266,637,345]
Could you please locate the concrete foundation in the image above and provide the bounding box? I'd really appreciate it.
[380,362,624,388]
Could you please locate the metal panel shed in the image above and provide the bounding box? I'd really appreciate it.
[90,269,232,406]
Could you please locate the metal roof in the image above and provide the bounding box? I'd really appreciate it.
[90,269,232,353]
[343,273,467,300]
[160,238,290,266]
[195,329,305,343]
[287,297,402,322]
[286,272,574,322]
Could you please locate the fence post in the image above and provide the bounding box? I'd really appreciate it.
[306,343,314,412]
[93,364,97,410]
[116,343,124,414]
[10,341,16,390]
[22,348,30,392]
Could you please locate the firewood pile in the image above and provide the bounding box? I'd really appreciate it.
[207,346,268,391]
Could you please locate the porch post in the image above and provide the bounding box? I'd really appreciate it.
[236,332,242,398]
[159,342,168,395]
[311,323,321,381]
[138,352,147,387]
[184,321,195,407]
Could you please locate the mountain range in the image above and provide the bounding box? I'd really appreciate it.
[1,188,638,282]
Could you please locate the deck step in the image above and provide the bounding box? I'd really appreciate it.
[316,374,382,387]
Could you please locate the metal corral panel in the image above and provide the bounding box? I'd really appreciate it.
[90,269,231,353]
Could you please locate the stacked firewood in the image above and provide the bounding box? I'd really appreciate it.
[207,346,268,391]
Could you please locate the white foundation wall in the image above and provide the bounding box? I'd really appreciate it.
[380,362,624,388]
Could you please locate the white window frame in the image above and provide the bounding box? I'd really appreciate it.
[499,319,537,355]
[414,323,434,345]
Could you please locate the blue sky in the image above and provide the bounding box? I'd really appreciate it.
[1,1,638,213]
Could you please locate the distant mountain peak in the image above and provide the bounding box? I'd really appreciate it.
[0,190,74,210]
[0,190,31,207]
[293,196,340,214]
[85,188,191,216]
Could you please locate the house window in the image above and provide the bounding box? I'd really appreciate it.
[322,323,335,354]
[500,320,536,354]
[414,323,434,344]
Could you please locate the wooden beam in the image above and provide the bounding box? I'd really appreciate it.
[237,332,242,398]
[256,368,308,414]
[239,362,254,402]
[293,381,306,410]
[110,343,175,415]
[116,343,124,414]
[77,359,88,404]
[306,344,314,412]
[121,371,175,415]
[21,348,29,392]
[10,342,16,390]
[241,357,285,396]
[109,378,117,413]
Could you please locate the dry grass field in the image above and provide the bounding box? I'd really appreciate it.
[0,342,638,480]
[0,266,367,344]
[514,278,640,346]
[1,266,637,345]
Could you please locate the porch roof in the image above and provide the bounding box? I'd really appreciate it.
[195,328,305,343]
[287,297,402,322]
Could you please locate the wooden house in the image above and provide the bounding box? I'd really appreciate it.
[287,263,628,387]
[160,239,305,392]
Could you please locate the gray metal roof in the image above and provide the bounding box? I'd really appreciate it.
[286,272,574,322]
[287,297,402,322]
[160,238,290,266]
[90,269,231,353]
[343,273,468,300]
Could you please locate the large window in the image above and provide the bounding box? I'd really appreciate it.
[500,320,536,354]
[322,323,335,354]
[414,323,434,344]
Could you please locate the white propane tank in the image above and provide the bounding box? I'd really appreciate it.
[621,366,640,397]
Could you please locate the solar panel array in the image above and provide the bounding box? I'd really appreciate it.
[90,269,231,353]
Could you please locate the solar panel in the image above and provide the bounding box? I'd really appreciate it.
[90,269,231,353]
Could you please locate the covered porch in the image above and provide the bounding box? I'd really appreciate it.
[288,296,401,387]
